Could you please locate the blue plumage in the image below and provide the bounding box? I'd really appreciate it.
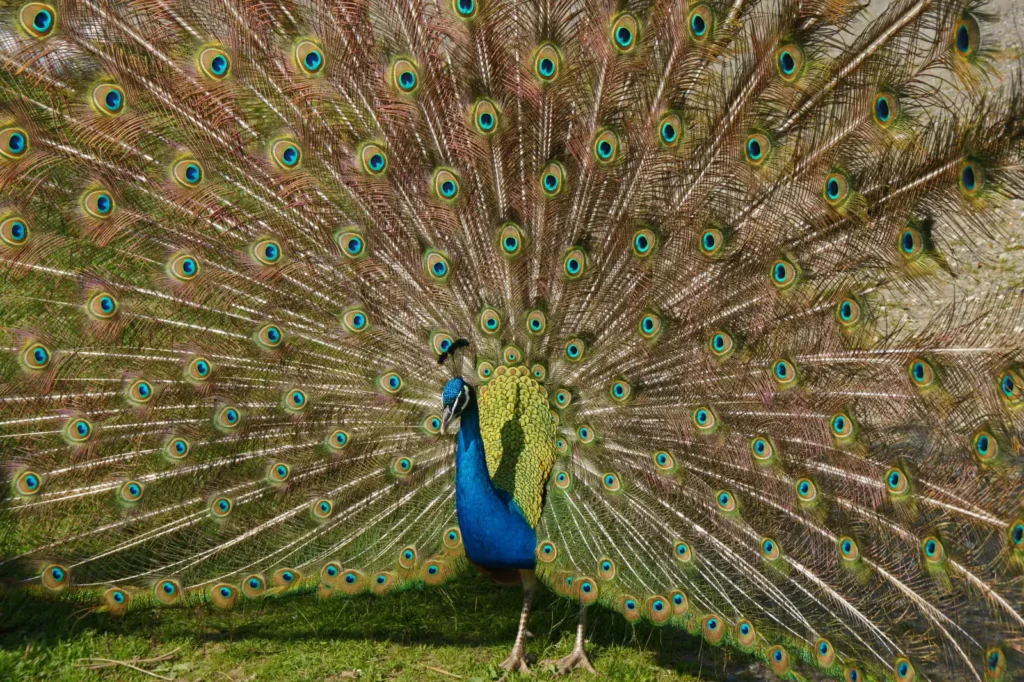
[452,386,537,570]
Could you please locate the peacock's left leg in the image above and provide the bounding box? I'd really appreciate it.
[499,569,537,677]
[541,606,597,675]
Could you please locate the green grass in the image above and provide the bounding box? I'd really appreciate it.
[0,571,765,681]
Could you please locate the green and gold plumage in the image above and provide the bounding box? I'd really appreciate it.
[2,0,1024,679]
[478,365,556,527]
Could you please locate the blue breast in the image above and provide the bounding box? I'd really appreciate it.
[454,396,537,569]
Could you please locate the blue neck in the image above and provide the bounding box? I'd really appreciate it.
[454,392,537,570]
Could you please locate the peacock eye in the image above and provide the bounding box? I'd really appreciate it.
[776,45,804,81]
[761,537,781,560]
[453,0,476,18]
[82,189,116,219]
[126,379,153,404]
[336,229,366,259]
[838,535,860,561]
[632,228,656,257]
[270,139,302,169]
[830,412,854,439]
[269,462,291,483]
[424,249,450,282]
[908,358,935,387]
[563,247,587,279]
[795,478,817,502]
[378,372,403,394]
[198,47,231,79]
[431,332,454,355]
[540,162,565,197]
[564,338,586,361]
[15,470,43,496]
[471,98,499,135]
[391,58,420,94]
[658,113,683,147]
[959,159,984,196]
[20,4,57,38]
[0,126,29,160]
[885,467,909,495]
[502,345,521,364]
[688,5,713,41]
[168,254,200,281]
[92,83,125,115]
[526,310,546,335]
[295,40,325,74]
[750,436,774,461]
[166,437,190,459]
[42,563,69,590]
[973,430,997,462]
[216,405,241,429]
[211,497,232,517]
[611,14,638,52]
[999,369,1024,404]
[87,292,119,319]
[772,359,797,385]
[119,480,144,503]
[873,91,900,127]
[577,425,595,443]
[638,312,662,340]
[953,14,980,58]
[771,258,798,288]
[433,168,461,201]
[699,227,725,256]
[653,451,674,471]
[359,143,388,175]
[703,615,723,642]
[823,172,851,206]
[693,406,716,431]
[609,380,632,402]
[1,216,30,247]
[498,223,524,257]
[313,499,333,519]
[534,44,561,82]
[478,307,502,335]
[328,429,350,449]
[744,133,770,165]
[715,489,736,512]
[172,159,204,187]
[593,129,620,164]
[736,620,755,646]
[64,417,93,443]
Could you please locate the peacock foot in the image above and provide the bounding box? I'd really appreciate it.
[540,645,597,676]
[497,644,534,679]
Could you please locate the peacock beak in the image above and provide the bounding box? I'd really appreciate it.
[440,404,455,435]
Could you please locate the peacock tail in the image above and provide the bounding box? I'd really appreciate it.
[2,0,1024,679]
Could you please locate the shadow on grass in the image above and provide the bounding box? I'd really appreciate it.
[0,571,761,681]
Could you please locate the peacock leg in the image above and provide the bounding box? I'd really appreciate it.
[541,606,597,675]
[498,569,537,678]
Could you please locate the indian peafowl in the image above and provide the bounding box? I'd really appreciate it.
[3,0,1024,679]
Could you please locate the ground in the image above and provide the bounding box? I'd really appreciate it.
[0,571,769,681]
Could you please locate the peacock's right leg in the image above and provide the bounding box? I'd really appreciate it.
[498,569,537,678]
[541,606,597,675]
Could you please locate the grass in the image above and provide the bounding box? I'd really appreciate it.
[0,571,766,681]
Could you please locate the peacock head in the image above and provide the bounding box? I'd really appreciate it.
[440,377,472,435]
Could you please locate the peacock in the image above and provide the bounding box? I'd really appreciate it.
[3,0,1024,679]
